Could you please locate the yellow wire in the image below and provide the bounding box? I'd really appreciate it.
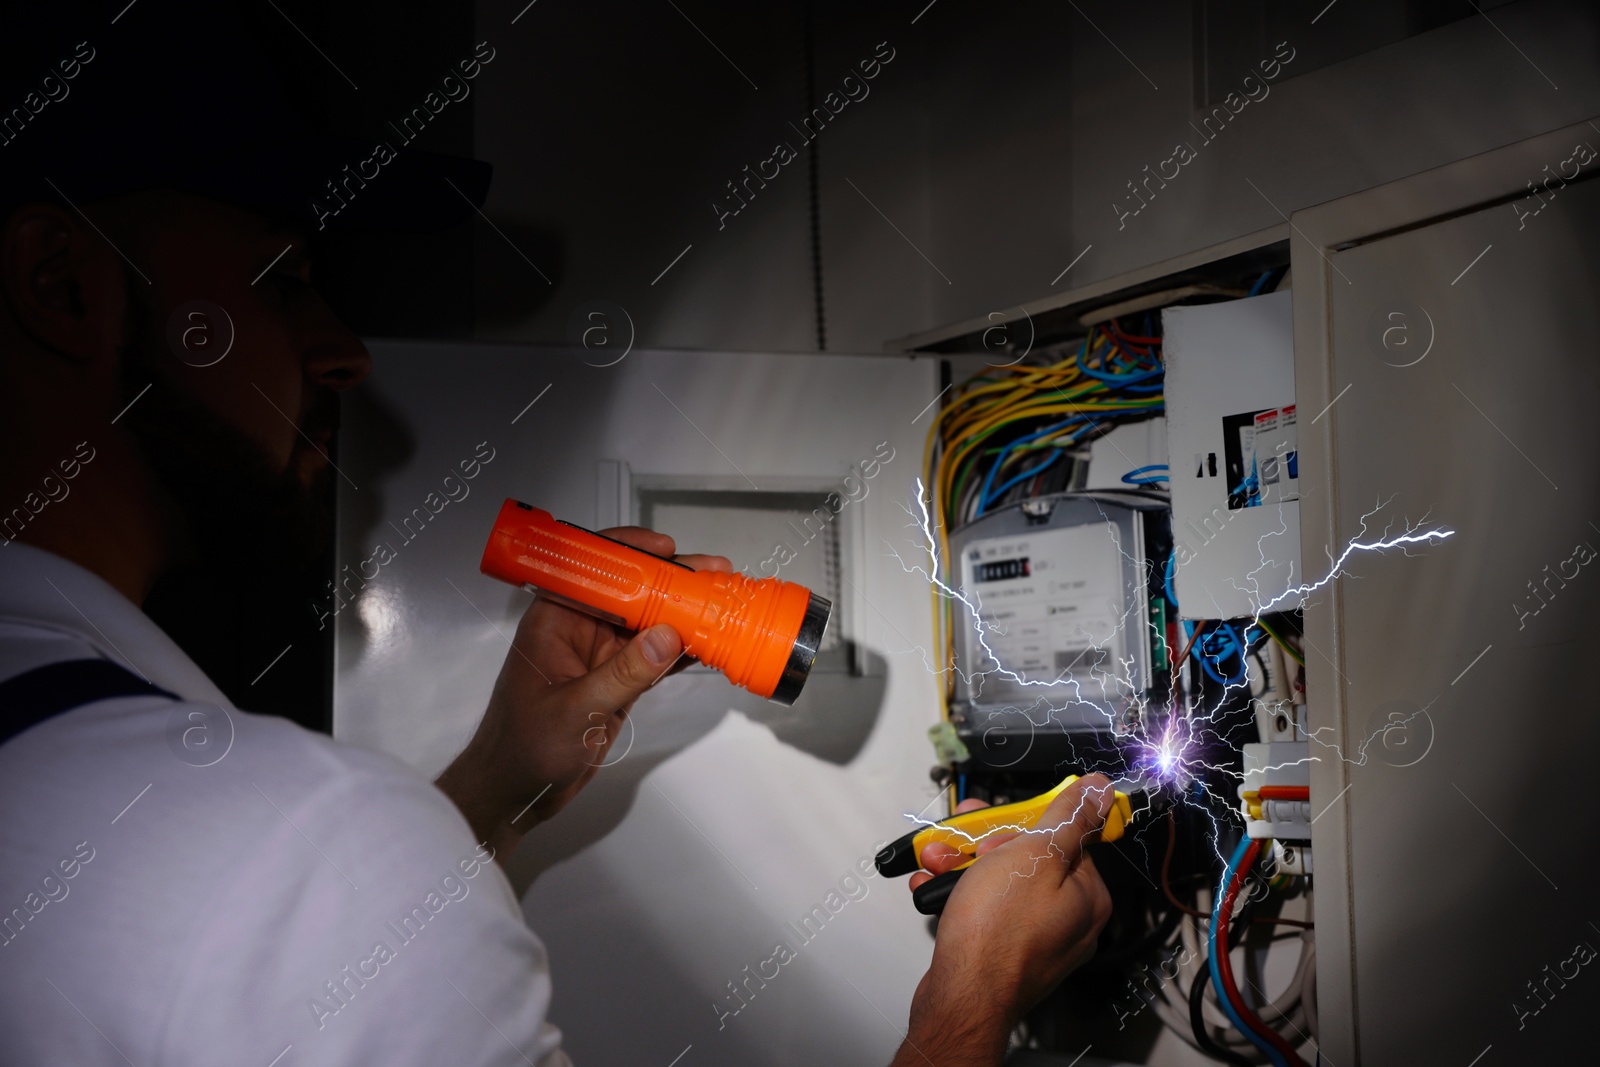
[941,363,1086,439]
[940,400,1150,512]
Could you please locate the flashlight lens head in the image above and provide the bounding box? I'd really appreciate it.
[770,592,832,706]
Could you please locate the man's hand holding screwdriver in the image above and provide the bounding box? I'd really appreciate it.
[891,775,1116,1067]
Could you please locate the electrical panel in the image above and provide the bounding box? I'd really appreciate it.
[904,243,1317,1065]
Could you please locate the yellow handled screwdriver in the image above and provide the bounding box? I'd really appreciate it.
[875,775,1133,915]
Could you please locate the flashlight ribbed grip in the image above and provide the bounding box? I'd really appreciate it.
[514,526,645,599]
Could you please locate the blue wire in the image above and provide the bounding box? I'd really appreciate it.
[1248,271,1274,297]
[1121,464,1169,485]
[1077,349,1165,387]
[981,399,1162,511]
[976,415,1092,514]
[1211,836,1288,1067]
[986,450,1063,503]
[1196,622,1248,685]
[1197,645,1229,685]
[1219,623,1250,683]
[1164,552,1180,610]
[1231,459,1261,507]
[976,428,1069,515]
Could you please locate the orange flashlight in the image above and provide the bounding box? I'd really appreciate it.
[480,500,832,704]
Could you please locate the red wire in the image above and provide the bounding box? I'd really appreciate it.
[1166,624,1203,721]
[1088,324,1148,369]
[1257,786,1310,802]
[1110,337,1154,361]
[1098,332,1161,376]
[1216,840,1308,1067]
[1106,318,1162,347]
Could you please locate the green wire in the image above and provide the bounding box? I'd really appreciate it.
[1256,617,1306,666]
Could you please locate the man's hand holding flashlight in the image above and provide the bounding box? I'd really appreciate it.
[436,527,731,862]
[890,775,1115,1067]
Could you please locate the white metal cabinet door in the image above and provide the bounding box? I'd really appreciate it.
[1295,121,1600,1062]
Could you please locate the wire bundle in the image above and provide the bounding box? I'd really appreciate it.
[1159,811,1315,1061]
[1208,838,1312,1067]
[924,319,1165,534]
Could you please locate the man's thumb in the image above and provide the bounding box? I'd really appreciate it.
[1041,774,1113,860]
[573,624,682,711]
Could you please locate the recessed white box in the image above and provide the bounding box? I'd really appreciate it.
[1163,290,1301,621]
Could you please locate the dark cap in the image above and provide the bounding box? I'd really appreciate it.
[0,0,491,232]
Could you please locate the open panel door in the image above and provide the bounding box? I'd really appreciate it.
[1295,120,1600,1061]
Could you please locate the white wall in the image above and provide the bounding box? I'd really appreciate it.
[333,342,945,1066]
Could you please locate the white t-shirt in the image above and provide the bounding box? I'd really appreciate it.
[0,543,569,1067]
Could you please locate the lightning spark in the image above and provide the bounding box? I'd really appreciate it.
[892,477,1455,868]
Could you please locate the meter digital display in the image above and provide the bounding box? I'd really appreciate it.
[973,557,1030,583]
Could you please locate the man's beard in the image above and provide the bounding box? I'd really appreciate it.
[118,283,339,578]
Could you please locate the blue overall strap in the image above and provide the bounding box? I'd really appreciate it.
[0,658,180,747]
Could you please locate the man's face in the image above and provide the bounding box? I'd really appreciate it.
[111,192,371,571]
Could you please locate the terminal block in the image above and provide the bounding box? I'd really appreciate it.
[1239,740,1312,858]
